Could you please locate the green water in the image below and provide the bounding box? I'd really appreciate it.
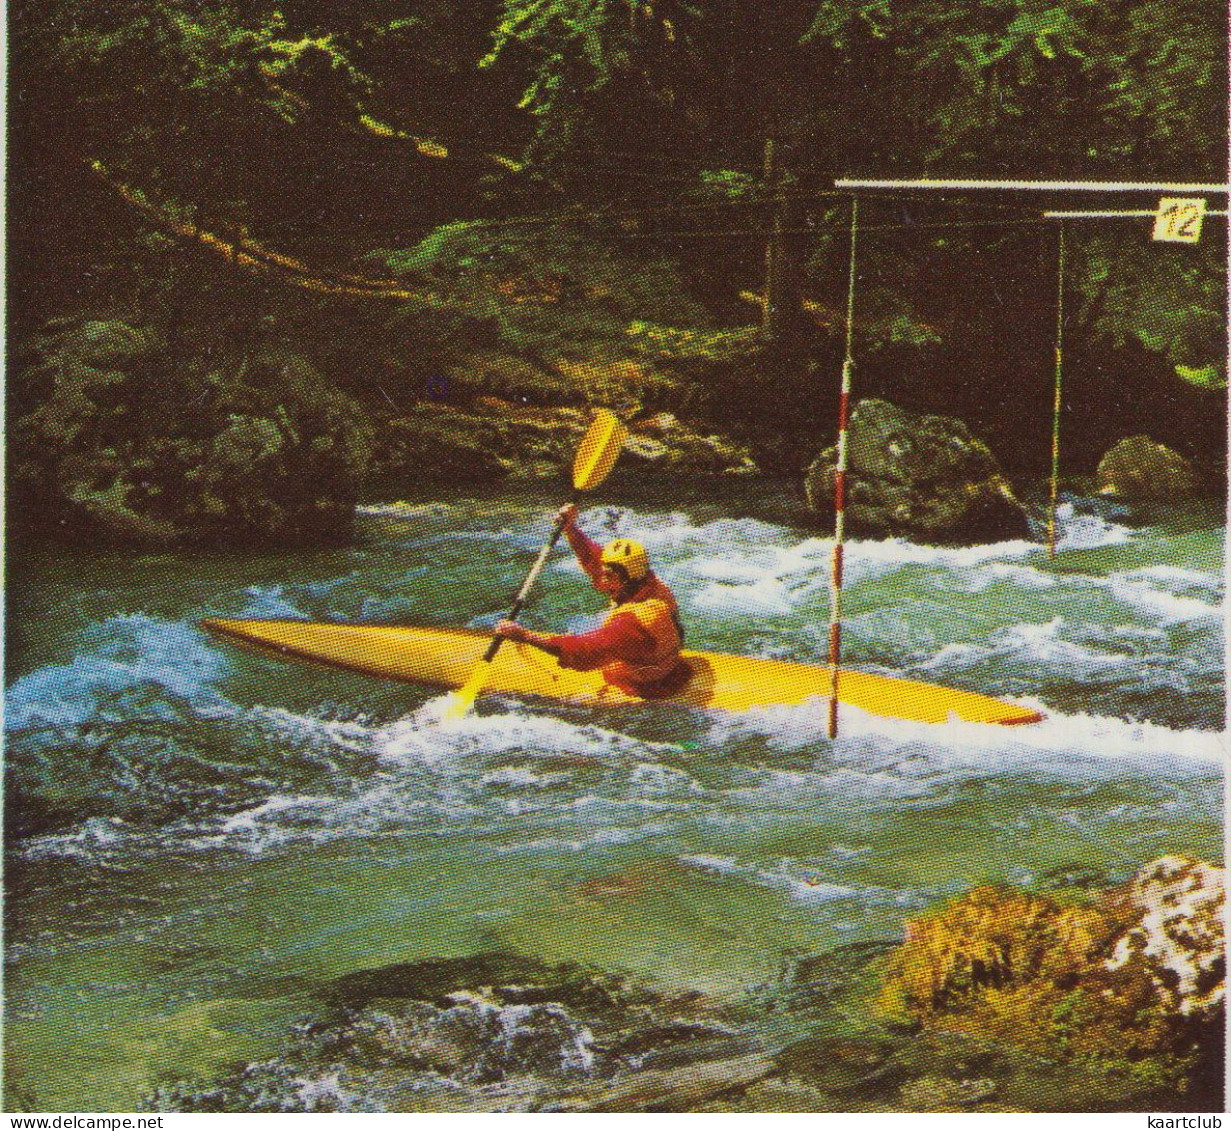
[5,480,1224,1110]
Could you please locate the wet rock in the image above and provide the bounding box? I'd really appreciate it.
[146,952,784,1113]
[603,1020,741,1063]
[625,1035,760,1073]
[729,1078,837,1112]
[546,1052,776,1112]
[327,954,627,1013]
[1056,491,1132,523]
[443,350,579,404]
[1038,862,1122,891]
[899,1075,997,1111]
[1103,855,1224,1019]
[431,993,597,1082]
[803,399,1032,545]
[774,940,901,1010]
[372,395,760,483]
[378,405,519,483]
[1096,436,1204,500]
[773,1034,899,1094]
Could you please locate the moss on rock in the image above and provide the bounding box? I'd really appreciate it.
[878,856,1225,1103]
[11,319,374,546]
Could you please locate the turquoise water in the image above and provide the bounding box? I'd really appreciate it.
[5,480,1225,1110]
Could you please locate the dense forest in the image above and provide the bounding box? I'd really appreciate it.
[8,0,1228,544]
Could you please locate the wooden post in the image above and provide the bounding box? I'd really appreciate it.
[761,138,803,343]
[762,138,782,338]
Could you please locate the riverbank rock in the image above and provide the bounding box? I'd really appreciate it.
[803,400,1031,545]
[10,319,373,546]
[373,400,590,483]
[878,856,1225,1104]
[1095,435,1205,500]
[625,411,758,475]
[373,400,758,483]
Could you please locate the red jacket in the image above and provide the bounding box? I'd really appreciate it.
[544,526,687,697]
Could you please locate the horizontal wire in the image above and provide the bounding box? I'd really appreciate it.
[591,215,1055,239]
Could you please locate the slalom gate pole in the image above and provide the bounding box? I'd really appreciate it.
[1047,221,1066,559]
[828,198,859,740]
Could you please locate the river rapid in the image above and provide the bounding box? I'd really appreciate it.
[4,477,1225,1111]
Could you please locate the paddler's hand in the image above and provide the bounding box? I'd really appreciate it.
[556,503,579,530]
[495,619,532,645]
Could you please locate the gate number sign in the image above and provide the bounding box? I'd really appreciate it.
[1153,198,1206,243]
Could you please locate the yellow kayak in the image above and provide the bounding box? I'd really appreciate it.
[202,618,1044,726]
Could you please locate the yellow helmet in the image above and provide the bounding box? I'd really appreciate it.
[601,538,650,582]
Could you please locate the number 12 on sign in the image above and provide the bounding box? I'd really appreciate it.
[1153,198,1206,243]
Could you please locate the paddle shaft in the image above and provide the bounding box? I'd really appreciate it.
[480,494,576,663]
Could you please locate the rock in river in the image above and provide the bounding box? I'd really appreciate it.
[804,399,1031,545]
[1095,435,1205,500]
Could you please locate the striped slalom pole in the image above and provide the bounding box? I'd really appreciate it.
[828,198,859,740]
[1047,221,1066,559]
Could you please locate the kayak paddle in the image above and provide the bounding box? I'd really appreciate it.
[442,408,628,721]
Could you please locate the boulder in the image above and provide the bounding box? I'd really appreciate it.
[1095,435,1204,500]
[878,856,1226,1101]
[10,319,374,546]
[1103,855,1224,1019]
[804,400,1031,545]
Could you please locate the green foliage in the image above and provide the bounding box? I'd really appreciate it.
[1070,232,1226,385]
[370,219,710,365]
[697,170,759,201]
[13,0,1226,518]
[42,3,369,131]
[802,0,1225,172]
[626,321,765,362]
[1174,364,1224,391]
[479,0,709,172]
[805,207,943,350]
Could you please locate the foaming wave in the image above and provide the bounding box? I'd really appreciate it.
[238,584,309,620]
[1103,569,1221,624]
[1053,505,1134,551]
[5,615,231,730]
[357,501,454,519]
[488,821,676,856]
[21,816,136,864]
[915,618,1140,680]
[371,705,684,769]
[679,853,924,909]
[183,779,491,856]
[703,691,1224,784]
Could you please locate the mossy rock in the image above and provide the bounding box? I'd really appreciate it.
[804,399,1032,545]
[11,320,374,546]
[876,858,1226,1106]
[1095,435,1205,500]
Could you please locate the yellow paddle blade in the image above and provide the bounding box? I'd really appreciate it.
[572,409,627,491]
[442,659,493,721]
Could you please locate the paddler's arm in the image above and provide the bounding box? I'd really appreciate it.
[556,504,605,585]
[494,613,654,671]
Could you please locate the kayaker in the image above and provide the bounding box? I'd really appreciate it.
[494,504,689,698]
